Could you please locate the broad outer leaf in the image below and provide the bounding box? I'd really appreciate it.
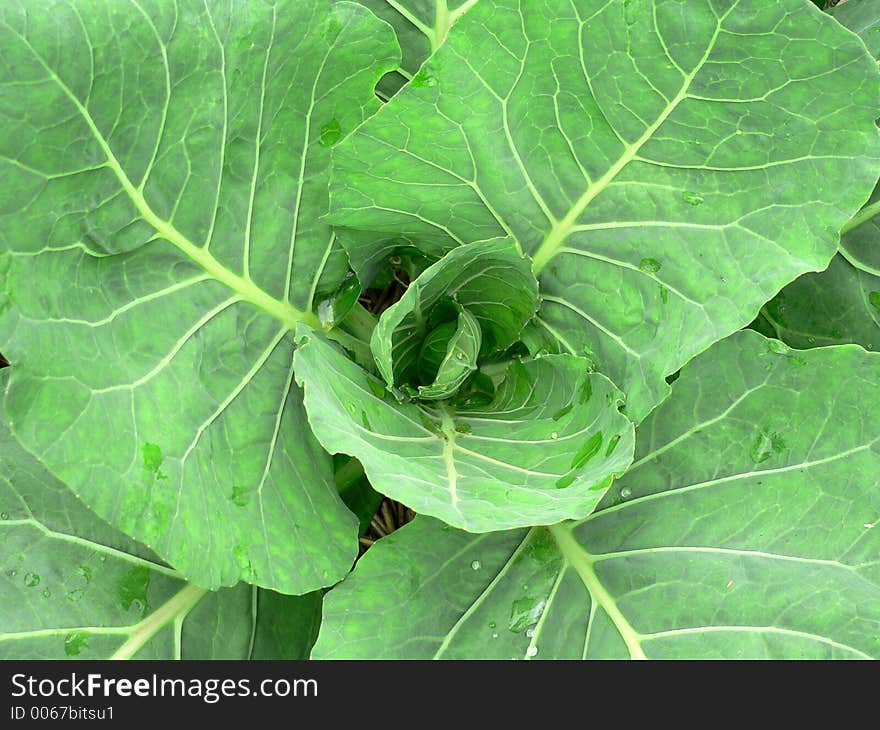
[313,331,880,659]
[0,412,321,660]
[831,0,880,59]
[0,1,399,590]
[295,330,635,531]
[371,237,538,387]
[756,254,879,352]
[329,0,880,421]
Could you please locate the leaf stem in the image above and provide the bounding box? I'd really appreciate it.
[548,524,647,660]
[325,328,374,367]
[110,584,208,660]
[339,302,378,342]
[840,198,880,236]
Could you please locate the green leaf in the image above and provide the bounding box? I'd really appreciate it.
[831,0,880,59]
[313,331,880,659]
[371,237,538,388]
[418,307,481,400]
[328,0,880,421]
[0,412,321,660]
[295,330,635,531]
[757,254,879,351]
[354,0,480,97]
[841,183,880,277]
[0,1,400,590]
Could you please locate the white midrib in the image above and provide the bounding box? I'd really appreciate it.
[23,32,320,332]
[110,584,207,660]
[438,410,460,509]
[548,524,647,660]
[530,8,730,274]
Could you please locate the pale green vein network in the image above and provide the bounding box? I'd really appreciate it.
[548,524,647,660]
[2,18,319,331]
[529,2,736,272]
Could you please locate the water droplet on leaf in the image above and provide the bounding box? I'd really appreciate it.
[639,257,662,274]
[471,560,482,570]
[620,486,633,500]
[318,119,342,148]
[750,430,785,464]
[64,632,89,657]
[23,572,40,587]
[682,191,704,206]
[526,645,538,657]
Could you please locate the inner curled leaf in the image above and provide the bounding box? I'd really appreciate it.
[370,237,539,400]
[417,307,482,400]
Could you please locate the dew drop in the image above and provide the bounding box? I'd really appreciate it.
[67,588,84,603]
[318,118,342,148]
[99,556,107,563]
[620,486,633,500]
[230,485,251,507]
[0,512,8,520]
[525,628,535,638]
[492,632,499,639]
[455,352,466,360]
[64,632,89,657]
[639,257,662,274]
[471,560,482,571]
[526,645,538,657]
[317,299,334,326]
[682,191,704,206]
[23,572,40,588]
[750,430,785,464]
[550,432,558,440]
[488,621,496,629]
[42,588,51,598]
[347,403,357,415]
[6,569,17,578]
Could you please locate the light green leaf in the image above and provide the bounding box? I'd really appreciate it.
[756,254,879,351]
[0,1,399,590]
[295,329,635,531]
[329,0,880,421]
[371,237,538,388]
[313,331,880,659]
[0,413,321,660]
[354,0,480,97]
[831,0,880,59]
[418,307,481,400]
